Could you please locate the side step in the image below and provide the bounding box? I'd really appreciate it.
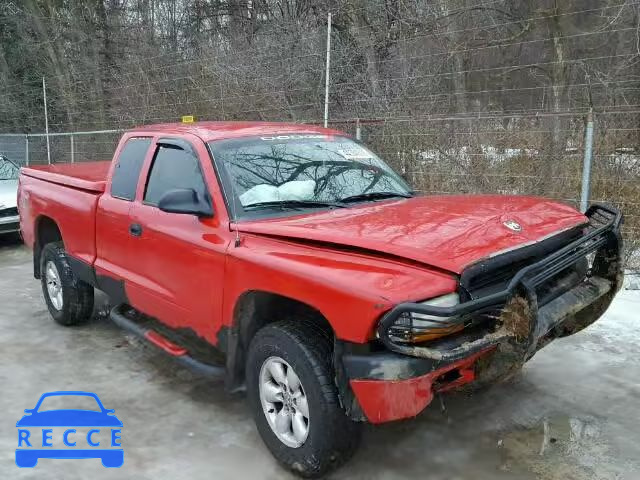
[109,305,226,378]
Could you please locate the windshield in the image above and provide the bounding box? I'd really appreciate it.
[0,156,19,181]
[209,135,410,214]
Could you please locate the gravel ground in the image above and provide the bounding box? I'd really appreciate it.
[1,234,638,480]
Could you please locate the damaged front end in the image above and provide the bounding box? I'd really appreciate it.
[377,204,622,362]
[342,204,623,423]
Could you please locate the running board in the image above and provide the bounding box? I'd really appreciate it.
[109,305,226,378]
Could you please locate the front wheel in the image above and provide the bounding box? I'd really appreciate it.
[40,242,94,326]
[246,319,361,478]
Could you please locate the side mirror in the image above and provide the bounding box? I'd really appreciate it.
[157,188,213,217]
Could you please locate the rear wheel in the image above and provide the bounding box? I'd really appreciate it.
[40,242,94,326]
[246,319,361,478]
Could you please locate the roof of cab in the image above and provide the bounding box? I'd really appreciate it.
[130,121,348,142]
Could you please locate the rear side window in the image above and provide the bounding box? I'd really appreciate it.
[111,137,152,200]
[144,145,206,206]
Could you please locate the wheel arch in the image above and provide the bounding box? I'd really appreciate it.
[33,215,63,279]
[222,290,333,392]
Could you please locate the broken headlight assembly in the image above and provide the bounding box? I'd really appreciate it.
[386,293,465,343]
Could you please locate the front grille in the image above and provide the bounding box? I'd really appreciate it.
[460,227,584,300]
[0,207,18,218]
[585,207,617,232]
[465,255,538,297]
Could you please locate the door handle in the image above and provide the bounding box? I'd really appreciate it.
[129,223,143,237]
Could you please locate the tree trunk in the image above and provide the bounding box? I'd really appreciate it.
[25,0,75,129]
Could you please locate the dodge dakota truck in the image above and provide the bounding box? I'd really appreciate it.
[18,122,623,477]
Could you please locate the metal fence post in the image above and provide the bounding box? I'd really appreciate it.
[355,118,362,140]
[323,12,332,128]
[70,134,75,163]
[580,109,595,212]
[25,135,29,166]
[42,77,51,165]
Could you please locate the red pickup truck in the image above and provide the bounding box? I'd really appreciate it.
[18,122,623,477]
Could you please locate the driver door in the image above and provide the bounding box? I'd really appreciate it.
[126,137,228,338]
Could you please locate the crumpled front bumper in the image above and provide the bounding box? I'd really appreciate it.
[341,204,623,423]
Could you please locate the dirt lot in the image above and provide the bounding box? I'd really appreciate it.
[1,234,639,480]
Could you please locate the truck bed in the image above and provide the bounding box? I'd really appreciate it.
[18,162,109,267]
[20,161,111,192]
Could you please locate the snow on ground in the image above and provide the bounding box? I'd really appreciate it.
[568,275,640,363]
[1,240,639,479]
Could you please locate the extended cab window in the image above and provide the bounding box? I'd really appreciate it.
[111,137,152,200]
[144,145,206,206]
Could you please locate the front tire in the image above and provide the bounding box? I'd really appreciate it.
[40,242,94,326]
[246,319,361,478]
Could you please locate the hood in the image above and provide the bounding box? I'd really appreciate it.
[0,179,18,209]
[236,195,587,274]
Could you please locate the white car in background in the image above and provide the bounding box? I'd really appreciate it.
[0,154,20,234]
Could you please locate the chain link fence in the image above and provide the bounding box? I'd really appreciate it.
[1,109,637,268]
[0,130,123,166]
[0,134,28,166]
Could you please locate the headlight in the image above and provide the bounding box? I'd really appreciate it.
[387,293,464,344]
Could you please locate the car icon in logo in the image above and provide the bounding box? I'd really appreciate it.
[503,220,522,232]
[16,391,123,468]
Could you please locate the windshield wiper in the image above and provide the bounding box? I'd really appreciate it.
[338,191,413,203]
[243,200,346,211]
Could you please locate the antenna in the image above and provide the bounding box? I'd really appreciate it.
[233,218,241,248]
[208,141,242,247]
[229,153,241,248]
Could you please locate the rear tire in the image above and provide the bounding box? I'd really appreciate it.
[246,319,361,478]
[40,242,94,326]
